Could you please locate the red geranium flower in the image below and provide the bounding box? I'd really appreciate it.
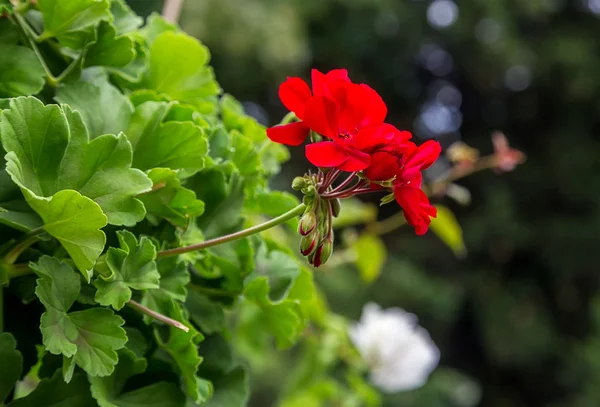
[302,82,388,171]
[266,69,350,146]
[393,172,437,235]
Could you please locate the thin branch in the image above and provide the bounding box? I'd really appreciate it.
[157,203,306,258]
[162,0,185,24]
[127,299,190,332]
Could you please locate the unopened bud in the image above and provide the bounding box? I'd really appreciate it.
[329,198,341,217]
[292,177,307,190]
[303,194,314,207]
[301,185,316,196]
[311,237,333,268]
[300,235,318,256]
[298,212,317,236]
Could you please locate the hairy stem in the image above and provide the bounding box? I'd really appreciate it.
[367,212,407,236]
[2,228,44,265]
[11,13,59,86]
[279,111,298,125]
[162,0,185,23]
[157,203,307,258]
[127,299,189,332]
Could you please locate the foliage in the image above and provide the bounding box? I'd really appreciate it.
[175,0,600,406]
[0,2,403,406]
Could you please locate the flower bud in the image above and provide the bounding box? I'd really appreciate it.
[301,185,316,196]
[300,234,318,256]
[329,198,341,218]
[302,194,314,208]
[311,237,333,268]
[298,211,317,236]
[292,176,307,190]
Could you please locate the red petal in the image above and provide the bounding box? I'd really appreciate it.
[324,69,350,81]
[351,123,398,151]
[279,77,312,119]
[337,148,371,171]
[311,69,350,97]
[401,140,441,181]
[303,96,339,138]
[394,186,436,235]
[363,151,399,181]
[358,84,387,126]
[305,141,347,168]
[266,122,310,146]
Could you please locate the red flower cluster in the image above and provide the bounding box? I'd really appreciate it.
[267,69,441,235]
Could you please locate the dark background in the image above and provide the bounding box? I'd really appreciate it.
[130,1,600,406]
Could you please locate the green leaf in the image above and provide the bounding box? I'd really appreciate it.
[186,290,225,334]
[0,169,42,232]
[109,41,148,84]
[430,204,467,258]
[33,256,127,377]
[228,130,262,177]
[126,101,170,148]
[251,246,301,301]
[0,333,23,403]
[191,170,245,239]
[110,0,143,35]
[0,45,45,98]
[203,368,249,407]
[55,78,134,139]
[0,19,18,44]
[156,257,190,302]
[0,97,151,227]
[89,348,185,407]
[145,32,221,105]
[243,277,304,349]
[138,168,205,227]
[245,190,301,230]
[140,257,190,325]
[38,0,111,46]
[125,101,209,172]
[352,234,387,283]
[153,297,213,404]
[94,230,160,310]
[84,21,136,67]
[26,190,107,277]
[33,256,81,314]
[139,13,177,46]
[332,198,378,229]
[133,121,208,172]
[8,371,96,407]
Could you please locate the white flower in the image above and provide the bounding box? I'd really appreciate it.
[349,302,440,393]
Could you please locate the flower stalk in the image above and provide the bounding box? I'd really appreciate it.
[157,203,307,258]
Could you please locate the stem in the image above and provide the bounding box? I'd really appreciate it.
[157,203,307,258]
[2,228,44,265]
[279,111,298,125]
[7,263,33,279]
[162,0,185,23]
[127,299,189,332]
[367,212,407,236]
[328,172,358,194]
[12,13,59,86]
[53,51,84,83]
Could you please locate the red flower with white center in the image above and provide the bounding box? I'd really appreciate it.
[266,69,350,146]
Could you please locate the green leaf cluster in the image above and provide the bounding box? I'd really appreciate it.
[0,4,335,407]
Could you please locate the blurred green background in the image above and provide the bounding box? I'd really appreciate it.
[130,1,600,406]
